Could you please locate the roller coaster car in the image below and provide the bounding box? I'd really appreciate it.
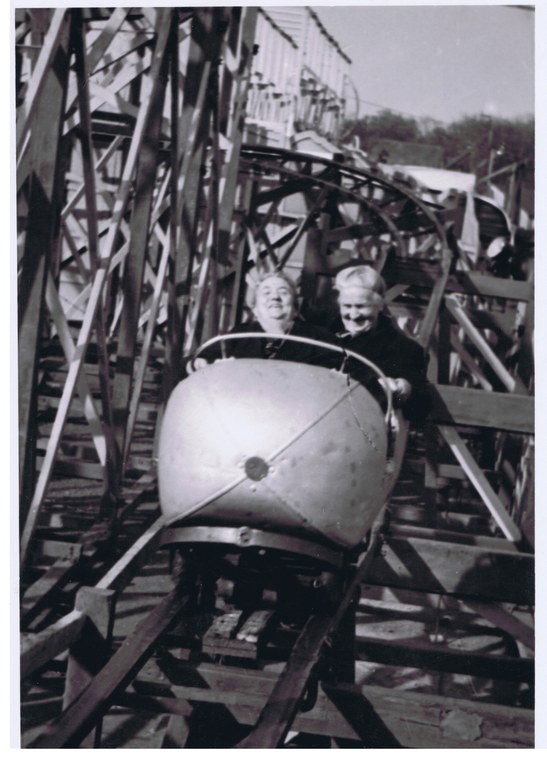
[158,334,407,588]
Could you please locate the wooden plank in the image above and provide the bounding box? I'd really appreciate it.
[21,513,159,680]
[95,519,163,594]
[18,10,72,526]
[450,330,494,390]
[386,523,525,554]
[45,275,107,464]
[460,599,534,651]
[61,136,123,220]
[203,610,276,659]
[61,7,131,119]
[20,610,87,680]
[235,612,337,747]
[355,635,533,681]
[19,12,173,571]
[236,540,378,748]
[133,662,534,748]
[123,224,170,464]
[216,7,258,262]
[85,6,130,75]
[21,551,82,628]
[324,683,534,749]
[438,424,523,542]
[110,11,172,463]
[72,10,119,498]
[382,264,533,302]
[366,534,534,604]
[29,587,188,748]
[16,8,68,156]
[63,587,117,747]
[417,248,452,349]
[445,295,519,392]
[33,538,83,560]
[429,385,533,434]
[164,10,218,390]
[35,457,104,481]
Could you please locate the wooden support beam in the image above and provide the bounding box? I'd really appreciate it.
[384,284,410,302]
[62,587,117,747]
[449,330,494,390]
[45,274,107,464]
[355,635,533,682]
[422,423,439,525]
[429,384,533,434]
[95,519,164,594]
[123,230,170,465]
[62,7,131,116]
[382,264,533,302]
[72,10,119,499]
[111,10,172,467]
[21,513,161,687]
[437,424,523,542]
[133,662,534,748]
[460,598,534,651]
[29,587,188,748]
[366,533,533,603]
[236,539,380,748]
[445,295,519,392]
[197,6,259,339]
[164,8,221,390]
[18,9,72,523]
[417,248,452,349]
[216,8,258,262]
[60,136,123,220]
[65,59,149,133]
[21,549,82,629]
[84,6,130,75]
[386,523,526,555]
[19,10,173,571]
[228,178,255,328]
[16,8,68,157]
[20,610,87,681]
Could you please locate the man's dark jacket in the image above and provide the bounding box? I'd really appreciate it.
[329,313,432,422]
[203,318,340,368]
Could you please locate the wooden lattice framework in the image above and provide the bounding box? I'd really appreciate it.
[16,6,534,749]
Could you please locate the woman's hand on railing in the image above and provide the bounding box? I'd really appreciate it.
[382,377,412,406]
[186,357,209,374]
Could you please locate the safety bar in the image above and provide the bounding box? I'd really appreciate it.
[194,332,393,425]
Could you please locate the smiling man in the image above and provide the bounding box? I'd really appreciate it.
[252,273,297,335]
[192,271,339,369]
[330,265,432,421]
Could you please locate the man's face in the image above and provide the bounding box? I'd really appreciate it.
[254,276,296,329]
[338,285,382,335]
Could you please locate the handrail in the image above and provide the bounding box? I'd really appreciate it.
[193,332,393,424]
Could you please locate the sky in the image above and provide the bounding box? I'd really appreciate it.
[311,3,535,125]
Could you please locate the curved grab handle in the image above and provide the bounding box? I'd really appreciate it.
[194,332,393,425]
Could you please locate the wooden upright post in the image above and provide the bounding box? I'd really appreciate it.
[164,8,225,394]
[18,9,72,526]
[111,9,173,471]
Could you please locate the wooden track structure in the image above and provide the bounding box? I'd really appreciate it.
[17,7,534,748]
